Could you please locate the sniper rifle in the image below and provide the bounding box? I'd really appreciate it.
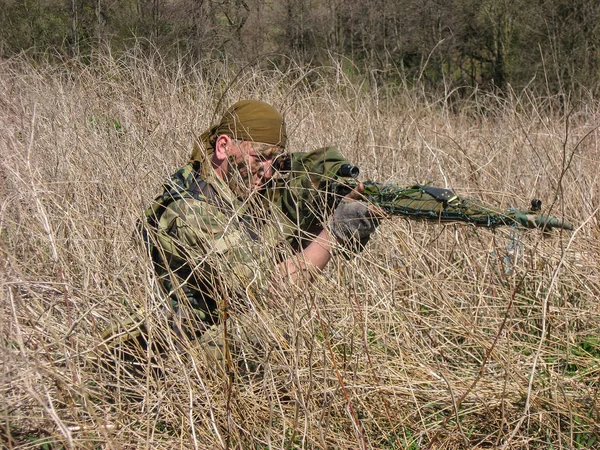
[271,147,573,241]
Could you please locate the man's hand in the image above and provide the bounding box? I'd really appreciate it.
[329,183,381,252]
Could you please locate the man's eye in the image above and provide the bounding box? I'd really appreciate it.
[272,153,289,171]
[247,152,264,160]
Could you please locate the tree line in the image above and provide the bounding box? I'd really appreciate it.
[1,0,599,96]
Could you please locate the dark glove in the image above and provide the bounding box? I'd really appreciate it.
[329,200,379,252]
[513,212,574,231]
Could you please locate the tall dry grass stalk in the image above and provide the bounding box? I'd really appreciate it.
[1,48,600,449]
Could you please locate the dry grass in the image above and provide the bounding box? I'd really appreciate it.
[1,48,600,449]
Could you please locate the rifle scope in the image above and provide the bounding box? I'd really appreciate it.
[338,164,360,178]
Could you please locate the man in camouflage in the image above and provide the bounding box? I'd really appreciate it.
[108,100,570,377]
[142,100,378,375]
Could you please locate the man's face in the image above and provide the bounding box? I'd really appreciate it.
[225,139,285,198]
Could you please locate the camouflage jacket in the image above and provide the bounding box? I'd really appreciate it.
[144,161,294,327]
[143,147,353,327]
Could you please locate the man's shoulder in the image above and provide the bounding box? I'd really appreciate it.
[161,162,219,202]
[165,162,202,193]
[161,161,236,215]
[144,163,207,223]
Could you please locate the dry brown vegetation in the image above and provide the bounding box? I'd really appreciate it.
[1,49,600,449]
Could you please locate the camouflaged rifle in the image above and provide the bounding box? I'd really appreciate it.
[271,147,573,244]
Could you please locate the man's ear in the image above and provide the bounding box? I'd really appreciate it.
[214,134,231,161]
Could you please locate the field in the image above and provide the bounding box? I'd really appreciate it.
[1,49,599,449]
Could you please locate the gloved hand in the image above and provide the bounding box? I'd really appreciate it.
[329,200,380,252]
[513,212,574,231]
